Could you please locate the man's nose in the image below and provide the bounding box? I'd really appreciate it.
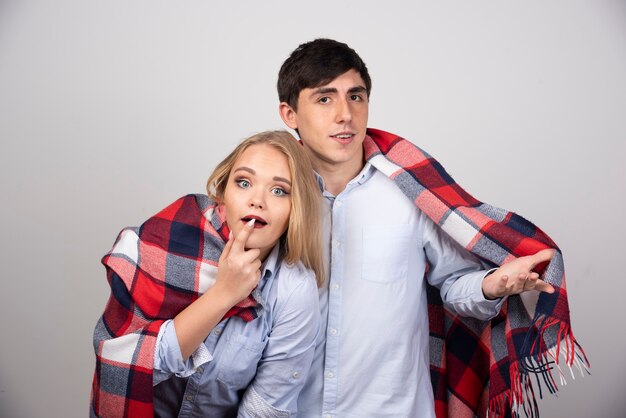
[335,98,353,123]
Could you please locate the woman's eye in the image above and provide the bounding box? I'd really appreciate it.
[236,179,251,189]
[271,187,288,197]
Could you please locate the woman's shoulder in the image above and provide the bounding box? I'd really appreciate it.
[276,259,316,286]
[271,260,318,307]
[266,260,319,325]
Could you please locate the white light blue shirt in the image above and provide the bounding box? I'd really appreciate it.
[297,163,504,418]
[153,244,321,417]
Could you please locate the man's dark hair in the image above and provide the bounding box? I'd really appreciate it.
[277,38,372,110]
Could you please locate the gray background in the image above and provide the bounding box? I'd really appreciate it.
[1,1,625,417]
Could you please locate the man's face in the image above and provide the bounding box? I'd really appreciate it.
[279,69,369,174]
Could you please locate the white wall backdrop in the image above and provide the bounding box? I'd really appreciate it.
[1,1,624,417]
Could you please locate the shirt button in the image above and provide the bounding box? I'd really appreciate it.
[214,328,222,335]
[326,371,334,379]
[186,395,193,401]
[335,200,343,207]
[196,366,204,374]
[329,328,337,336]
[292,371,300,379]
[332,283,340,290]
[332,239,340,248]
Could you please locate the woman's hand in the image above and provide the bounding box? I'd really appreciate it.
[214,219,262,306]
[173,219,263,360]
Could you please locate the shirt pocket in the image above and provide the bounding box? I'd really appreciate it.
[216,333,265,389]
[362,224,412,283]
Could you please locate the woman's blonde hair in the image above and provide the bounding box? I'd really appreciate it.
[207,130,325,286]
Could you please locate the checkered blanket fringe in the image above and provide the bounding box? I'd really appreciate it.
[90,196,261,417]
[365,128,589,418]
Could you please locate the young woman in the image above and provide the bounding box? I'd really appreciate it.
[91,131,324,417]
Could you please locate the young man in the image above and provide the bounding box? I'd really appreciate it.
[277,39,584,418]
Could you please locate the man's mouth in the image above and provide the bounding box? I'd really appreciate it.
[331,132,355,144]
[241,215,267,228]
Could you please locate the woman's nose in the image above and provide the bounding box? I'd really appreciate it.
[249,196,264,209]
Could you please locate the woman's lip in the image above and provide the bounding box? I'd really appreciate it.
[241,215,267,227]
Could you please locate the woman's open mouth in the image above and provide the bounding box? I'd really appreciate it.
[242,215,267,228]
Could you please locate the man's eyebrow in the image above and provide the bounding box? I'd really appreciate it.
[311,85,367,95]
[313,87,338,95]
[348,86,367,94]
[273,176,291,186]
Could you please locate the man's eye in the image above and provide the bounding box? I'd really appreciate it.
[319,97,329,104]
[236,179,251,188]
[271,187,288,197]
[350,94,362,101]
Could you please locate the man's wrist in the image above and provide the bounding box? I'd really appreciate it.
[481,268,499,300]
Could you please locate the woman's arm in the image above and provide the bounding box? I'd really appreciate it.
[174,220,261,360]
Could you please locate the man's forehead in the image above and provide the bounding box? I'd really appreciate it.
[303,70,366,94]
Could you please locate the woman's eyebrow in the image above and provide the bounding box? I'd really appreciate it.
[234,166,255,175]
[273,176,291,186]
[235,167,291,186]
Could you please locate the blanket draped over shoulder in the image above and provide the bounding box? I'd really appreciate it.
[91,128,588,418]
[91,195,262,417]
[365,128,589,418]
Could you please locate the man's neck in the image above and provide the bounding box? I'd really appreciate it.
[315,158,365,196]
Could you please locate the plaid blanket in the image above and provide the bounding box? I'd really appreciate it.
[364,128,589,418]
[90,195,262,417]
[91,129,587,418]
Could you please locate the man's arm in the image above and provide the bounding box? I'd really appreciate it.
[421,211,504,320]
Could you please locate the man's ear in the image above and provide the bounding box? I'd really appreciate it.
[278,102,298,130]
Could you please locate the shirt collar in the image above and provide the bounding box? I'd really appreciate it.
[259,243,281,286]
[314,163,376,197]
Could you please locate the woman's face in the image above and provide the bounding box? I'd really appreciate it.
[223,143,292,260]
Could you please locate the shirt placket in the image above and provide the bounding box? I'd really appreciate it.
[176,364,202,417]
[322,191,352,417]
[177,322,224,418]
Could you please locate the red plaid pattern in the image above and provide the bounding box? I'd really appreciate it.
[90,195,261,417]
[365,128,589,418]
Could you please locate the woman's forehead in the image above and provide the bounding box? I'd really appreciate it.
[233,144,291,179]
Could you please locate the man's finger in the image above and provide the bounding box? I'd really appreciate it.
[534,280,555,294]
[511,273,527,293]
[529,248,556,269]
[524,275,538,291]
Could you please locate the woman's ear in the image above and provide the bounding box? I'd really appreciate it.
[278,102,298,130]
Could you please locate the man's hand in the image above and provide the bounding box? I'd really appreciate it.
[482,248,556,300]
[214,219,262,306]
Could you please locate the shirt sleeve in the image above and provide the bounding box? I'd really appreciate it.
[153,319,213,386]
[238,266,321,418]
[421,211,506,320]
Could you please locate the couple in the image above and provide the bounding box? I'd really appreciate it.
[91,39,587,418]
